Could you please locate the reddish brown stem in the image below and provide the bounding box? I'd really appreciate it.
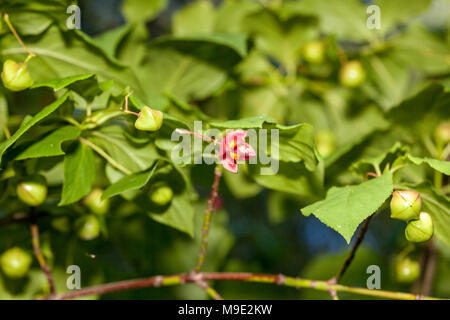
[365,172,379,180]
[30,208,56,296]
[195,166,222,272]
[422,240,437,295]
[331,214,373,283]
[192,275,223,300]
[47,271,444,300]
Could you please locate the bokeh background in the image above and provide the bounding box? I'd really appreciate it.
[0,0,449,299]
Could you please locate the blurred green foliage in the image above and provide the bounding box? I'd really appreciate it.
[0,0,449,299]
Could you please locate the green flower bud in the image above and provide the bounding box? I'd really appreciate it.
[77,215,100,241]
[396,258,420,283]
[16,175,48,207]
[84,188,110,215]
[1,59,34,91]
[390,190,421,222]
[0,247,32,278]
[134,106,163,132]
[339,60,366,87]
[433,121,450,145]
[405,212,434,243]
[149,185,173,206]
[302,40,326,64]
[316,130,335,158]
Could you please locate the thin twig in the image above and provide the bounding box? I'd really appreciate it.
[195,166,222,272]
[30,208,56,296]
[192,275,223,300]
[48,272,445,300]
[331,214,373,283]
[3,13,36,57]
[422,240,437,296]
[79,137,132,175]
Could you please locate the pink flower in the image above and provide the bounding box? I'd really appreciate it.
[175,129,256,174]
[219,130,256,173]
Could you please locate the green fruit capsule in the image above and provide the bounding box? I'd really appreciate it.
[16,175,48,207]
[339,60,366,87]
[390,190,421,222]
[150,185,173,206]
[84,188,110,215]
[316,130,335,158]
[77,215,100,241]
[0,247,32,278]
[302,40,326,64]
[396,258,420,283]
[134,106,163,132]
[433,121,450,145]
[1,59,34,91]
[405,212,434,243]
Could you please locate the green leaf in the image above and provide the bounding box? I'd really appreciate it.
[88,126,159,173]
[242,9,318,68]
[0,92,70,165]
[14,126,81,160]
[172,0,216,36]
[388,84,450,135]
[121,0,168,23]
[301,171,393,243]
[402,182,450,247]
[93,24,133,61]
[59,142,95,206]
[0,26,148,101]
[149,193,195,237]
[215,0,259,33]
[274,123,318,170]
[151,33,248,59]
[350,142,406,175]
[8,11,53,36]
[290,0,431,42]
[31,74,95,91]
[102,165,158,200]
[406,155,450,175]
[138,34,247,101]
[392,25,450,75]
[249,161,324,199]
[287,0,371,42]
[223,169,263,199]
[361,52,417,111]
[377,0,432,34]
[209,115,276,129]
[138,47,226,102]
[0,93,8,141]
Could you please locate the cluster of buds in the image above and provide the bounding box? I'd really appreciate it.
[390,191,434,243]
